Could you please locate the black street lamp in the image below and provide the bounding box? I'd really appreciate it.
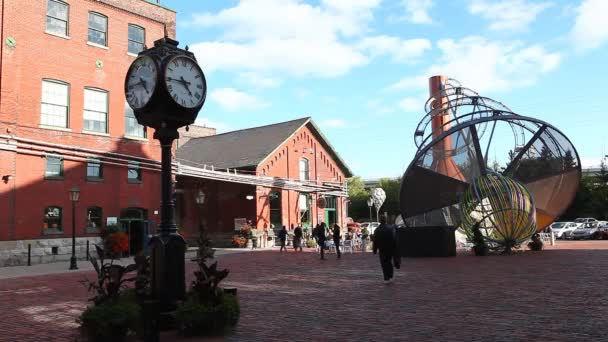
[195,190,205,230]
[69,186,80,270]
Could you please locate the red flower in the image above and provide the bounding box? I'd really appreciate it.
[106,232,129,254]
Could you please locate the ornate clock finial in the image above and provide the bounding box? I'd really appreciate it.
[185,45,189,51]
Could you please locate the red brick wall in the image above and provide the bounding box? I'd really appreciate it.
[0,0,175,240]
[255,123,347,231]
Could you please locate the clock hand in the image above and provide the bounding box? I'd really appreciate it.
[179,76,193,96]
[139,77,149,94]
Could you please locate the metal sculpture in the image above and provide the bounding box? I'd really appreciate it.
[460,172,537,251]
[400,76,581,245]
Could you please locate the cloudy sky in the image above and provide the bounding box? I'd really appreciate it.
[164,0,608,179]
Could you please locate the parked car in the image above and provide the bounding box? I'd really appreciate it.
[597,221,608,239]
[360,222,380,235]
[573,218,598,224]
[550,222,579,239]
[569,222,602,240]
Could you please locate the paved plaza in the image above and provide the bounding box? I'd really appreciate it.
[1,241,608,341]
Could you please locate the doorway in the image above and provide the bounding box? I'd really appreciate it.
[120,208,149,256]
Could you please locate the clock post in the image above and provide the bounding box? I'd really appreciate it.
[125,37,207,318]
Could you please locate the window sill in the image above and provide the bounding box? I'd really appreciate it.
[39,125,71,132]
[128,179,142,184]
[82,130,110,137]
[86,227,100,234]
[87,41,109,50]
[44,176,64,181]
[44,31,70,40]
[86,177,104,183]
[123,135,148,142]
[42,228,64,236]
[127,52,139,58]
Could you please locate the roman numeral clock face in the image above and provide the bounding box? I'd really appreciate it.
[164,56,206,109]
[126,56,158,109]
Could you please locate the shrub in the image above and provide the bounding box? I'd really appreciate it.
[306,239,317,248]
[231,235,247,248]
[79,294,140,342]
[106,232,129,256]
[176,294,239,336]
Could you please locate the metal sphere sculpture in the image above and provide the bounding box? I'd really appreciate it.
[400,76,581,236]
[460,172,537,250]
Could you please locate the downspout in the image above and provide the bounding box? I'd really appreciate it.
[286,145,291,227]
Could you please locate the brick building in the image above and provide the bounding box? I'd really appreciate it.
[0,0,175,266]
[175,117,352,245]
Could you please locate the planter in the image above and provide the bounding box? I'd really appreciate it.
[473,245,489,256]
[246,239,252,248]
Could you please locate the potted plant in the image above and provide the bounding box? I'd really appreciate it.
[471,223,489,256]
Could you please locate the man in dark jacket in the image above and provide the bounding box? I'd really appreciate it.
[373,216,400,284]
[314,223,328,260]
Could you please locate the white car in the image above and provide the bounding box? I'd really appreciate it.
[573,218,597,224]
[549,222,579,239]
[360,222,380,235]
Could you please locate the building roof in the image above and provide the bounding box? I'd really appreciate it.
[176,117,352,177]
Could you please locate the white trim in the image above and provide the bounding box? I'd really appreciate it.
[127,52,138,58]
[38,125,72,132]
[81,130,110,137]
[86,41,109,50]
[123,135,148,142]
[44,31,70,40]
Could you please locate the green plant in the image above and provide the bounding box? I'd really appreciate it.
[175,294,239,336]
[306,238,317,248]
[528,234,544,251]
[471,223,489,256]
[79,294,140,342]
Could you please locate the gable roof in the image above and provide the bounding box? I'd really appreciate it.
[176,117,352,177]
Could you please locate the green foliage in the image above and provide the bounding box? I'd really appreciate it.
[347,177,371,220]
[175,294,240,336]
[79,294,140,342]
[377,177,401,218]
[471,224,488,256]
[306,238,317,248]
[562,162,608,220]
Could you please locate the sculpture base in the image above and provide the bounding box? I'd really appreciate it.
[397,226,456,257]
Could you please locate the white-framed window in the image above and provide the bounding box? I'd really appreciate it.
[128,24,145,54]
[83,88,108,133]
[86,157,102,179]
[40,79,69,128]
[45,154,63,178]
[88,12,107,46]
[128,161,142,182]
[46,0,69,36]
[124,102,146,138]
[299,158,309,181]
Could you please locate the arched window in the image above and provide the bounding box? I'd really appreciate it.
[299,158,309,181]
[44,206,63,231]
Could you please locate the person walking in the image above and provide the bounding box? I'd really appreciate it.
[373,216,400,284]
[293,225,303,252]
[314,223,328,260]
[333,224,342,259]
[278,225,288,252]
[361,225,369,252]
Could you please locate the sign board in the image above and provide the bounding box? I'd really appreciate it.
[106,217,118,226]
[234,218,247,231]
[317,197,326,209]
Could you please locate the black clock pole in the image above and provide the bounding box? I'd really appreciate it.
[150,125,185,314]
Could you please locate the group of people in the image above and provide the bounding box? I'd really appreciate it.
[275,217,400,284]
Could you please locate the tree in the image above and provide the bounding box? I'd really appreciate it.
[377,177,401,222]
[347,177,370,221]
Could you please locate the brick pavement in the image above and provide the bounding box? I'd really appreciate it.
[1,241,608,341]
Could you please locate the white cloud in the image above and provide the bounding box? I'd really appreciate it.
[398,97,424,112]
[570,0,608,51]
[401,0,434,24]
[357,36,432,62]
[320,118,347,128]
[209,88,268,111]
[580,156,606,168]
[388,36,561,93]
[237,72,282,88]
[187,0,381,77]
[469,0,552,31]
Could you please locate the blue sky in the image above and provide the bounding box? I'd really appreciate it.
[163,0,608,179]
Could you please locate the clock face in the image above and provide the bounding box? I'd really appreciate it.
[164,56,206,109]
[126,56,157,109]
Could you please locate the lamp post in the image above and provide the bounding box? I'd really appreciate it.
[69,186,80,270]
[195,190,205,230]
[367,197,373,223]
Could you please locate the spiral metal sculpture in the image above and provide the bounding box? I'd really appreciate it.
[460,172,537,249]
[400,76,581,236]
